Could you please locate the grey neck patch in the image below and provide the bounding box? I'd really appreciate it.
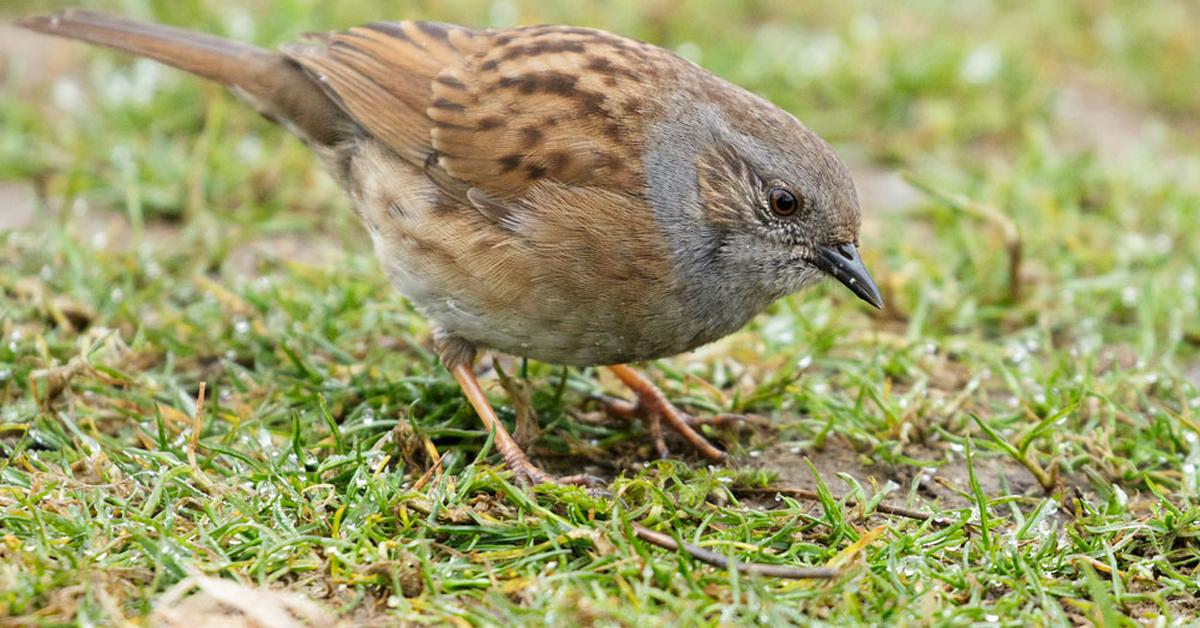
[641,98,783,347]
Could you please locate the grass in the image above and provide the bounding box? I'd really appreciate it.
[2,0,1199,624]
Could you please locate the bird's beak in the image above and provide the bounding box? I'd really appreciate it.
[810,243,884,309]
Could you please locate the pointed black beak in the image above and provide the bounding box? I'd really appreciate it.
[811,243,884,309]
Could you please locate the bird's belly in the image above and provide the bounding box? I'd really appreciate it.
[414,290,683,366]
[346,143,690,366]
[377,226,744,366]
[372,222,700,362]
[377,223,684,365]
[343,145,676,365]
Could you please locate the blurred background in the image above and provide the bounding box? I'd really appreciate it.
[2,1,1200,623]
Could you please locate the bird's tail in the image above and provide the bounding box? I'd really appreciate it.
[16,10,347,145]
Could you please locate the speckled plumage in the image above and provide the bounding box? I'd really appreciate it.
[18,10,882,483]
[274,19,866,366]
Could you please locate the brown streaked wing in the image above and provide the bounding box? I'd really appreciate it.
[281,21,483,165]
[426,25,674,201]
[283,22,677,205]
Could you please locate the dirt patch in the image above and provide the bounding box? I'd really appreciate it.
[847,160,923,244]
[1053,78,1163,158]
[847,161,922,215]
[224,231,350,274]
[530,407,1052,514]
[0,23,89,94]
[0,181,38,231]
[748,437,1043,510]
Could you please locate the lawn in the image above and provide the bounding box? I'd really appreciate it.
[2,0,1199,625]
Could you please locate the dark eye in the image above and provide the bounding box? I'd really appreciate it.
[769,188,800,216]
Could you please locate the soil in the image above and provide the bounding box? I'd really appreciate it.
[0,182,38,231]
[750,437,1044,509]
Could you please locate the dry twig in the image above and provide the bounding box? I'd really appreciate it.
[188,382,206,468]
[734,486,953,527]
[630,523,839,579]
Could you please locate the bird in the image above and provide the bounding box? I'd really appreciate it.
[16,10,883,486]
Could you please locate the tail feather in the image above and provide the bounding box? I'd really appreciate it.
[17,10,348,146]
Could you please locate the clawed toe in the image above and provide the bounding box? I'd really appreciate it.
[592,393,640,421]
[596,395,670,458]
[604,365,729,462]
[596,368,775,462]
[597,393,770,438]
[512,467,609,497]
[508,458,607,491]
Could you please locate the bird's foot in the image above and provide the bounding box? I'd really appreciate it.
[597,395,768,459]
[503,448,607,489]
[603,365,728,462]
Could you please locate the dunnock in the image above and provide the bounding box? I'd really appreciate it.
[17,11,882,485]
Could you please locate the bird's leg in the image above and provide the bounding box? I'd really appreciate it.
[605,365,727,461]
[450,363,552,484]
[598,371,772,431]
[439,333,601,487]
[450,364,603,487]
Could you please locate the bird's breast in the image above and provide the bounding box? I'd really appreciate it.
[343,139,723,366]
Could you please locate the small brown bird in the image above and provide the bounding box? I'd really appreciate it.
[17,10,882,485]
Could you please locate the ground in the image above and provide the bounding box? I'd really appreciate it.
[1,0,1199,625]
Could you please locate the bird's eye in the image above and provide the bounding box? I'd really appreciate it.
[769,188,800,217]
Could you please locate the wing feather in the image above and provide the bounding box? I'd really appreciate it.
[283,22,670,205]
